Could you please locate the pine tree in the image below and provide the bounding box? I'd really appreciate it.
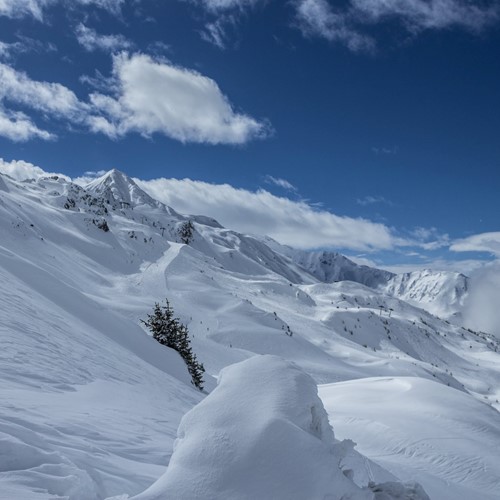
[177,220,194,244]
[141,299,205,390]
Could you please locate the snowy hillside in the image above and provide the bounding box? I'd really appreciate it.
[1,168,499,499]
[262,236,394,287]
[263,236,468,319]
[382,269,469,320]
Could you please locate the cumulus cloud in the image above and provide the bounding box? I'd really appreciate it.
[76,24,134,53]
[451,232,500,257]
[135,176,395,250]
[0,157,67,179]
[88,52,271,143]
[0,53,268,144]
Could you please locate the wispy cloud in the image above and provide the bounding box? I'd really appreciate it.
[294,0,375,52]
[190,0,498,51]
[200,17,234,49]
[451,232,500,257]
[0,0,125,20]
[75,24,134,53]
[264,175,297,192]
[294,0,499,51]
[356,195,392,206]
[372,146,398,155]
[198,0,261,12]
[0,35,57,60]
[405,226,450,250]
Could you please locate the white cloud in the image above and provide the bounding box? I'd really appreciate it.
[0,62,86,120]
[135,176,396,251]
[0,157,67,179]
[295,0,498,51]
[199,0,261,12]
[0,0,49,20]
[0,107,54,141]
[356,195,392,206]
[295,0,375,52]
[76,24,134,53]
[451,232,500,257]
[264,175,297,192]
[0,53,268,144]
[0,0,124,20]
[72,169,108,184]
[89,52,271,144]
[351,0,498,32]
[0,36,56,60]
[372,146,398,155]
[0,61,90,140]
[200,17,232,49]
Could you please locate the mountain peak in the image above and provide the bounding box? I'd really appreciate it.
[86,168,156,208]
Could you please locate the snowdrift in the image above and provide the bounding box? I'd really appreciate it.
[320,377,500,500]
[130,356,429,500]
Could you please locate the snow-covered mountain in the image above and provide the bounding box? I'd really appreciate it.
[262,237,394,287]
[382,269,469,320]
[1,169,499,500]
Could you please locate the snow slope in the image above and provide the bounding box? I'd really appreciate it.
[1,169,499,499]
[262,237,394,287]
[263,236,469,319]
[320,377,500,500]
[382,270,469,320]
[129,356,428,500]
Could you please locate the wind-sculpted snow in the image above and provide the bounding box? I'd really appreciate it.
[0,169,499,499]
[128,356,429,500]
[320,377,500,500]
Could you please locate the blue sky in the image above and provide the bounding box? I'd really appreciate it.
[0,0,499,273]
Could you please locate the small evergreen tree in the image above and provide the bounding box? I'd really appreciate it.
[177,220,194,244]
[142,299,205,390]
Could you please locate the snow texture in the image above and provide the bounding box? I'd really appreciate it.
[129,356,428,500]
[0,168,498,499]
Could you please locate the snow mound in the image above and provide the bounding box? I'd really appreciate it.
[130,356,428,500]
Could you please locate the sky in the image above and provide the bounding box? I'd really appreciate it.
[0,0,499,274]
